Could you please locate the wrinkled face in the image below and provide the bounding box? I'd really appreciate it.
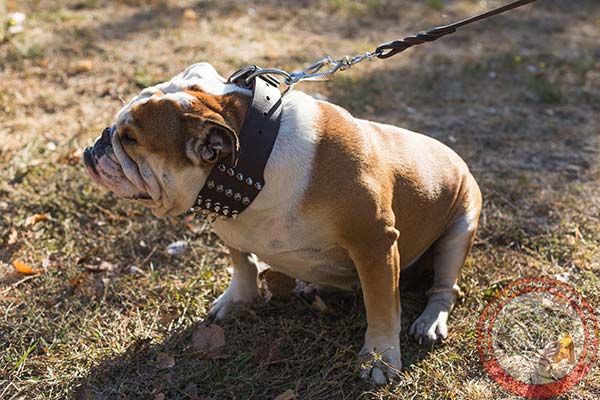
[83,63,249,217]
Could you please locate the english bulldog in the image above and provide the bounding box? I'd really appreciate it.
[83,63,482,384]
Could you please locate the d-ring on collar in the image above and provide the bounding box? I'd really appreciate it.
[190,67,283,221]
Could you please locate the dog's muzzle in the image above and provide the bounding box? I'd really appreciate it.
[83,126,112,174]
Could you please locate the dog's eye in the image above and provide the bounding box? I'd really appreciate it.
[121,131,137,145]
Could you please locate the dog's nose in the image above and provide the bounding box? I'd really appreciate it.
[100,126,112,145]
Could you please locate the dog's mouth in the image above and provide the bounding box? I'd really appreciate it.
[83,146,100,176]
[127,193,152,200]
[83,132,153,202]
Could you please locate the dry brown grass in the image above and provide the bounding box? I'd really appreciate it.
[1,0,599,399]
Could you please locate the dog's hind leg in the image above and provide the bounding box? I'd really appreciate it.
[409,187,481,346]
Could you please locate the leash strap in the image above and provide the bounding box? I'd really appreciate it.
[375,0,538,59]
[237,0,539,88]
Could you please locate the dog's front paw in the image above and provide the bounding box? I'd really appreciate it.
[358,344,402,385]
[409,308,449,346]
[208,279,260,320]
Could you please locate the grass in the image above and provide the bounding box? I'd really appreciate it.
[1,0,599,399]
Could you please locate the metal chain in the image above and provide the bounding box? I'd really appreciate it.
[229,0,538,92]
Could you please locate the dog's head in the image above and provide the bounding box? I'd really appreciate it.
[83,63,249,217]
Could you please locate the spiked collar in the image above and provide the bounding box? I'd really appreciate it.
[190,68,283,221]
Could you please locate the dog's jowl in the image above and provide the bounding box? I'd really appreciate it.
[83,63,482,385]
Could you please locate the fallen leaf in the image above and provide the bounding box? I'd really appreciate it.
[553,333,575,364]
[58,148,83,165]
[25,214,48,226]
[12,260,44,275]
[156,352,175,369]
[73,59,93,74]
[192,323,225,356]
[166,240,188,256]
[183,8,198,20]
[125,209,143,217]
[274,389,297,400]
[69,271,89,287]
[311,295,334,315]
[261,269,296,297]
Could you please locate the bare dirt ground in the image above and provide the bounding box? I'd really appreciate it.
[1,0,599,399]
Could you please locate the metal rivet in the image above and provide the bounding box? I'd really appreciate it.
[204,200,212,209]
[222,207,230,216]
[207,180,215,189]
[227,168,235,177]
[218,164,227,172]
[231,211,239,220]
[245,177,253,186]
[216,185,224,193]
[236,173,244,181]
[214,203,221,213]
[242,196,250,205]
[233,193,242,201]
[254,182,262,190]
[225,189,233,197]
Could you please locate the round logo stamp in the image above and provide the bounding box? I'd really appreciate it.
[477,277,599,398]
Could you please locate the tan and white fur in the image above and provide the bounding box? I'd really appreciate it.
[83,63,482,385]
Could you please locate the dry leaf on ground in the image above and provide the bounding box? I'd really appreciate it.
[12,260,44,275]
[182,8,198,20]
[58,148,83,165]
[261,269,296,297]
[192,323,225,356]
[69,271,89,287]
[311,295,334,315]
[156,352,175,369]
[25,214,48,226]
[274,389,297,400]
[72,59,93,74]
[553,333,575,364]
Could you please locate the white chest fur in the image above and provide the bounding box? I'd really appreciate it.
[210,91,358,289]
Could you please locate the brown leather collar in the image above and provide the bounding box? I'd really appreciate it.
[191,69,283,220]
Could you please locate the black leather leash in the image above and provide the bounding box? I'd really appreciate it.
[375,0,539,59]
[251,0,540,87]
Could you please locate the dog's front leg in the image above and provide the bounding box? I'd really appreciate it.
[208,247,260,320]
[350,226,402,385]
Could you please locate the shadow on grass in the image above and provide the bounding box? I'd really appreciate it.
[70,271,436,400]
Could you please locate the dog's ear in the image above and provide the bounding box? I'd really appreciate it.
[184,114,239,166]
